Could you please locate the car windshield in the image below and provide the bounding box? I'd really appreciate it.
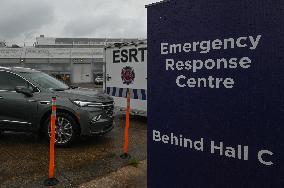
[21,72,69,91]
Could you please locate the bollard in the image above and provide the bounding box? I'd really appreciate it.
[44,97,59,186]
[120,89,131,159]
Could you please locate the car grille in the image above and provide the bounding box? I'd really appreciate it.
[103,102,114,117]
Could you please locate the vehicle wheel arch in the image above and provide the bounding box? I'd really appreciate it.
[39,107,81,135]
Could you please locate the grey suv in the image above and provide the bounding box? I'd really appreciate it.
[0,67,114,146]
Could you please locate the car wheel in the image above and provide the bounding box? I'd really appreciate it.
[44,112,79,147]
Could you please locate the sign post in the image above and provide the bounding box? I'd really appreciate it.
[147,0,284,187]
[121,89,131,159]
[44,97,59,186]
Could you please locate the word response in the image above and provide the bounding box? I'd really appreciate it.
[166,57,251,73]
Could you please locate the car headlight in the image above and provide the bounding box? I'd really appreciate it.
[73,100,103,107]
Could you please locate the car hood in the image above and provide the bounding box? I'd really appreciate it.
[55,87,113,103]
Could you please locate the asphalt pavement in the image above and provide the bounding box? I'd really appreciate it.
[80,160,147,188]
[0,113,147,187]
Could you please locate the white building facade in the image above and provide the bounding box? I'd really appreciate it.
[0,35,139,84]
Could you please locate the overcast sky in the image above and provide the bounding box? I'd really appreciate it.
[0,0,160,46]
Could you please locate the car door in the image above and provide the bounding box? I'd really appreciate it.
[0,70,38,131]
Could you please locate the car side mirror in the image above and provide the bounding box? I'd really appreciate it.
[69,85,78,89]
[15,86,33,97]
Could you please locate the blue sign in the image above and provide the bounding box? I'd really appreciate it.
[147,0,284,187]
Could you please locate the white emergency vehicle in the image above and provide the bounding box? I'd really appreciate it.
[104,40,147,116]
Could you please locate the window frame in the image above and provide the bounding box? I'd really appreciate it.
[0,70,40,93]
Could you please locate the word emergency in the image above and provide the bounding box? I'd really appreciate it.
[161,35,261,54]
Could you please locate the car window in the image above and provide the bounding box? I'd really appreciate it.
[21,72,68,90]
[0,71,31,91]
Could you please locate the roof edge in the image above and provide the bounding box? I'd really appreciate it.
[145,0,171,8]
[104,40,147,49]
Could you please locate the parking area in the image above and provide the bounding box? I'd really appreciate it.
[0,85,147,187]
